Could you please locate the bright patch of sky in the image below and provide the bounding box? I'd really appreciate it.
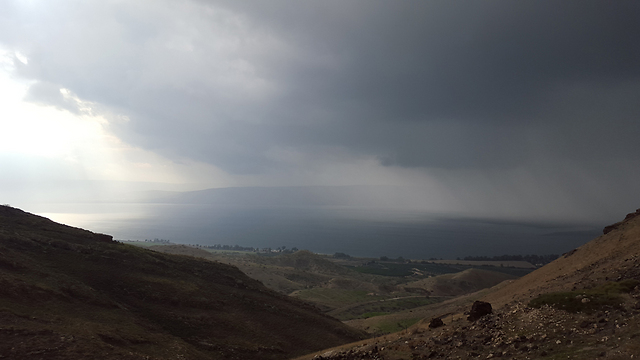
[0,47,231,194]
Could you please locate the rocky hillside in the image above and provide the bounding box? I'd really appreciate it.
[483,209,640,306]
[295,210,640,359]
[0,206,365,360]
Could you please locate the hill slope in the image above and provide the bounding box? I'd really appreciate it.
[295,210,640,360]
[404,268,516,297]
[0,206,365,360]
[483,209,640,306]
[145,245,408,300]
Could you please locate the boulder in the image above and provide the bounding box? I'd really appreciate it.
[428,317,444,328]
[467,301,492,321]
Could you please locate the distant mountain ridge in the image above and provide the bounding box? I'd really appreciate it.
[142,185,437,209]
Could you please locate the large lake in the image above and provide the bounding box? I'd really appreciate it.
[33,203,601,259]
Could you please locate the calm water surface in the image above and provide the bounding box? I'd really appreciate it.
[33,203,600,259]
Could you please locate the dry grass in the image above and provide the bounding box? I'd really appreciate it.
[483,214,640,307]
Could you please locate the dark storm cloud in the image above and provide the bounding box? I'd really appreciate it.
[4,0,640,172]
[217,0,640,168]
[150,0,640,170]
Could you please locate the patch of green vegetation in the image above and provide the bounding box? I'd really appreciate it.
[293,288,389,308]
[361,312,390,318]
[353,262,532,278]
[375,318,420,334]
[529,279,639,313]
[597,279,639,293]
[354,262,460,277]
[332,296,443,321]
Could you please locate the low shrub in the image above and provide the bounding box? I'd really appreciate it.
[361,312,390,318]
[529,279,639,313]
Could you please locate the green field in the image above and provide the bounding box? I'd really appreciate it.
[293,288,391,309]
[330,296,444,321]
[353,262,532,277]
[374,318,422,334]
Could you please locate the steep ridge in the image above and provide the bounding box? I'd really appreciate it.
[482,209,640,306]
[0,206,365,360]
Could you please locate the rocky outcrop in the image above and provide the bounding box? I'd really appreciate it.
[603,208,640,234]
[428,318,444,328]
[467,301,492,321]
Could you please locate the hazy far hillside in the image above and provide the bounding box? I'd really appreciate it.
[140,185,442,209]
[15,185,602,260]
[61,186,596,259]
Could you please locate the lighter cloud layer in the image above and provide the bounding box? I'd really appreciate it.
[0,48,230,189]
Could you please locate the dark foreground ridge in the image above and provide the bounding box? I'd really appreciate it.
[0,205,365,360]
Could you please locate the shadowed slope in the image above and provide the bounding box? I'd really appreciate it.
[0,206,365,360]
[293,210,640,360]
[483,209,640,306]
[147,245,393,296]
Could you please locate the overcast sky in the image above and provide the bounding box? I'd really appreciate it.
[1,0,639,224]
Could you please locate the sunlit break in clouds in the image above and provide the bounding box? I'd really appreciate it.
[1,0,639,256]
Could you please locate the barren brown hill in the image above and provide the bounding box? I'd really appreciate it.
[0,205,365,360]
[482,209,640,307]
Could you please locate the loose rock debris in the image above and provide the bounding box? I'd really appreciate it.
[312,292,640,360]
